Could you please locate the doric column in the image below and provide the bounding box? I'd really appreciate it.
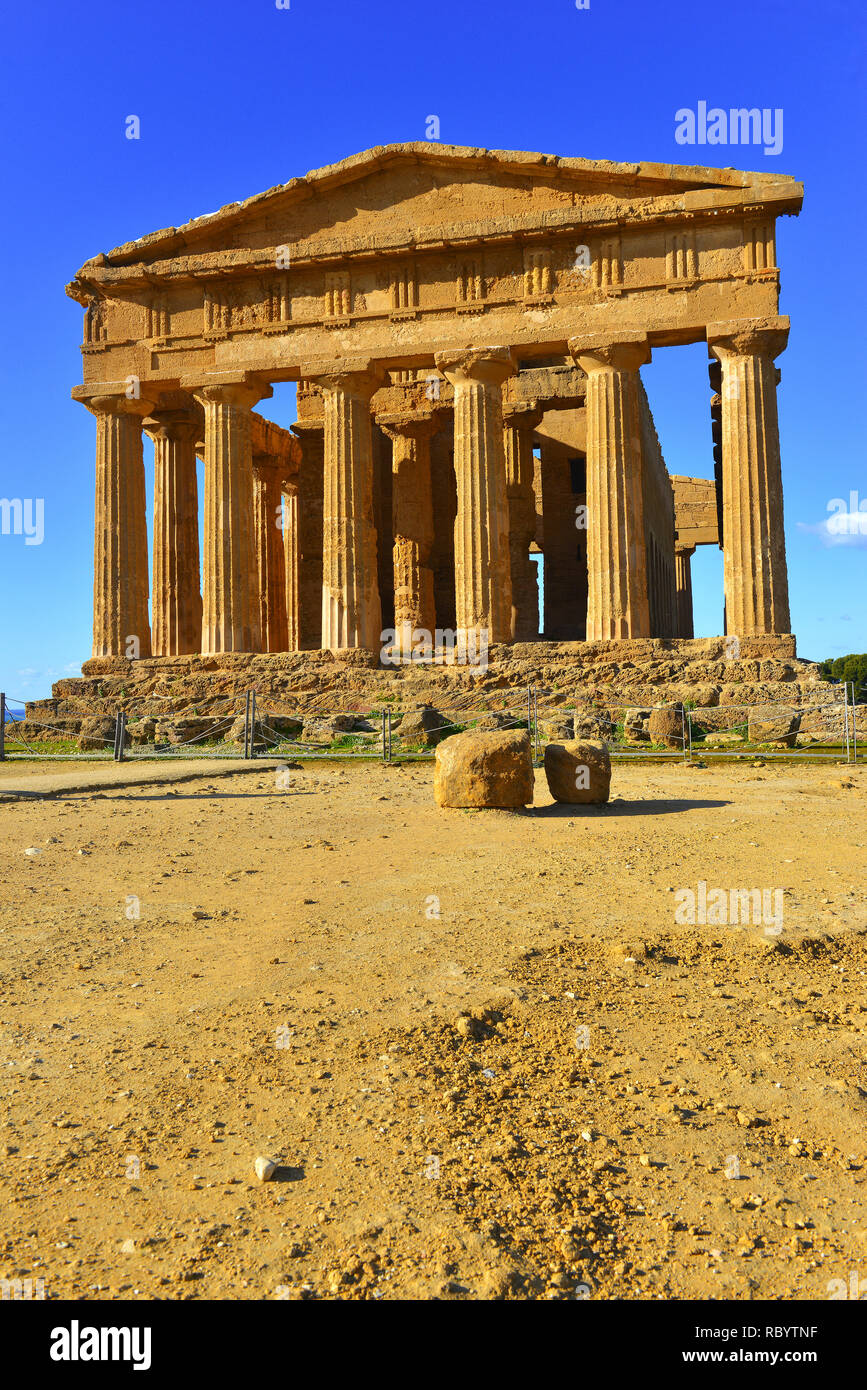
[675,544,696,638]
[144,408,202,656]
[309,368,384,651]
[434,347,516,646]
[292,422,324,650]
[503,403,543,641]
[86,393,155,659]
[252,456,288,652]
[707,317,791,635]
[379,413,439,655]
[568,333,651,640]
[282,484,300,652]
[187,376,272,654]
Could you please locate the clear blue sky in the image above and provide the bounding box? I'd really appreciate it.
[1,0,864,706]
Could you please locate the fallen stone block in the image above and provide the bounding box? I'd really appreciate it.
[747,706,800,746]
[623,708,650,742]
[474,712,525,732]
[573,707,614,741]
[434,729,534,809]
[77,716,119,751]
[540,714,575,741]
[395,705,449,746]
[544,739,611,804]
[648,703,685,749]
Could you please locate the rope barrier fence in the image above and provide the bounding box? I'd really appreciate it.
[0,683,862,765]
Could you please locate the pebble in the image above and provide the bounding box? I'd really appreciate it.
[120,1239,136,1254]
[254,1156,277,1182]
[24,847,42,857]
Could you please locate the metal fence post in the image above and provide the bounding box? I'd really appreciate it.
[250,692,258,760]
[843,686,851,764]
[0,693,5,762]
[533,687,540,762]
[387,710,392,762]
[243,691,251,760]
[852,682,859,762]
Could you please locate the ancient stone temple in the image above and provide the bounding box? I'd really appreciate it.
[47,143,817,725]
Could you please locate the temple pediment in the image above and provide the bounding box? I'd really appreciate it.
[69,143,802,292]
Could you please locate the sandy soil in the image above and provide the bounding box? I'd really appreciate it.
[0,757,865,1301]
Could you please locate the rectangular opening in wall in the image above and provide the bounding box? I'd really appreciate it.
[569,456,586,493]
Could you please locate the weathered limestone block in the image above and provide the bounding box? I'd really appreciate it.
[396,705,448,746]
[748,707,800,745]
[623,708,650,742]
[127,718,156,745]
[154,718,214,747]
[703,731,745,747]
[475,712,525,731]
[799,705,849,737]
[225,713,302,744]
[573,707,615,741]
[544,739,611,804]
[434,729,534,808]
[77,716,118,751]
[301,714,374,743]
[540,714,575,741]
[648,703,685,748]
[265,715,304,740]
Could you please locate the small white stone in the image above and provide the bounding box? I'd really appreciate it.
[254,1156,277,1182]
[24,847,42,857]
[120,1239,136,1254]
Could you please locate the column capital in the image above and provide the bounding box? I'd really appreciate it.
[182,372,273,412]
[377,410,442,443]
[435,346,516,387]
[675,541,697,558]
[308,366,385,400]
[706,315,789,361]
[143,407,200,444]
[568,332,650,373]
[79,390,157,420]
[291,418,325,440]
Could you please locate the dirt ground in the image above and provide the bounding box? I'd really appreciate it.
[0,755,865,1301]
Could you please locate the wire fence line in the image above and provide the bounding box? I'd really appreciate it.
[0,684,862,765]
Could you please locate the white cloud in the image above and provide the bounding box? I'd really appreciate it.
[797,510,867,548]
